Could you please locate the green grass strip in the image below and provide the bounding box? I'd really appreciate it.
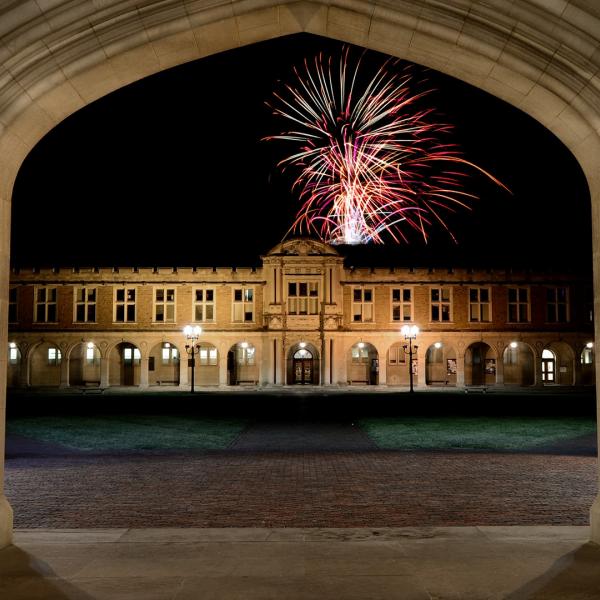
[7,415,247,450]
[358,416,596,450]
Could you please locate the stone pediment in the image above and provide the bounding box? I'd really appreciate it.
[265,238,340,257]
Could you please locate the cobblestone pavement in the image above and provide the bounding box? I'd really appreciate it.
[4,422,597,529]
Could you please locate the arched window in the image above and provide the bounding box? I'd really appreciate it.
[293,348,312,360]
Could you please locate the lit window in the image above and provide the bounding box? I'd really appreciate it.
[469,288,491,322]
[507,287,529,323]
[35,287,57,323]
[8,343,19,364]
[430,288,452,322]
[351,345,369,363]
[114,288,136,322]
[236,344,255,365]
[194,288,215,322]
[74,287,97,323]
[391,288,412,322]
[353,288,374,322]
[86,345,95,362]
[582,347,594,365]
[47,347,62,365]
[123,347,141,362]
[546,287,569,323]
[154,288,176,323]
[288,281,319,315]
[161,344,178,365]
[233,288,254,322]
[198,345,218,366]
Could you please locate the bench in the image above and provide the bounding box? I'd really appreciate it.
[237,380,258,386]
[156,380,178,386]
[429,380,449,386]
[348,380,369,385]
[465,385,488,393]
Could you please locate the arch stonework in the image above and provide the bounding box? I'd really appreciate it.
[1,0,600,546]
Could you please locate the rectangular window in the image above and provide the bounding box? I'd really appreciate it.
[161,345,178,365]
[236,345,255,365]
[154,288,176,323]
[9,344,18,364]
[123,347,141,362]
[546,287,569,323]
[507,287,530,323]
[233,287,254,322]
[351,345,369,362]
[430,287,452,322]
[391,288,412,322]
[47,347,62,365]
[194,288,215,322]
[35,287,57,323]
[8,287,17,323]
[114,288,136,322]
[74,287,97,323]
[388,346,406,365]
[469,287,491,322]
[198,346,218,365]
[288,281,319,315]
[352,287,374,322]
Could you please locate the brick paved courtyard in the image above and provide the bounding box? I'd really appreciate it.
[4,420,597,528]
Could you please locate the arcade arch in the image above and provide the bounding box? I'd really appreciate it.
[425,343,457,387]
[465,342,497,387]
[287,342,319,385]
[1,0,600,547]
[347,342,379,385]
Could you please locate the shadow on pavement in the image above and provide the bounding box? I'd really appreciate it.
[507,542,600,599]
[0,546,93,600]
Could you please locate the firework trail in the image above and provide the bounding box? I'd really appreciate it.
[264,49,508,245]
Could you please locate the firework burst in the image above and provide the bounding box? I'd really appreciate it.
[264,49,508,245]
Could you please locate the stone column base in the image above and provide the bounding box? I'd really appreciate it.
[0,495,13,548]
[590,495,600,543]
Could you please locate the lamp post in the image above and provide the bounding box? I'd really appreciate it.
[401,324,419,393]
[183,325,202,393]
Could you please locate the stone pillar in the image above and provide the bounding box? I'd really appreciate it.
[377,347,386,385]
[179,354,188,387]
[456,354,465,387]
[19,352,29,387]
[100,356,109,388]
[59,355,69,388]
[416,345,426,388]
[574,351,583,385]
[219,354,228,387]
[587,156,600,544]
[0,187,13,548]
[495,355,505,386]
[139,356,149,388]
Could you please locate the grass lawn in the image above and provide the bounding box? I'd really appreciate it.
[358,416,597,451]
[7,415,247,451]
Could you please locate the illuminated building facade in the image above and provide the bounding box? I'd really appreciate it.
[7,238,595,390]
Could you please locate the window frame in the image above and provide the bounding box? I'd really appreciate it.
[73,286,97,323]
[34,286,58,323]
[390,287,413,323]
[153,287,176,324]
[8,287,17,324]
[468,287,491,323]
[114,287,137,323]
[507,286,530,323]
[287,280,320,315]
[430,286,452,322]
[193,287,216,323]
[232,287,254,323]
[352,286,374,323]
[545,286,569,323]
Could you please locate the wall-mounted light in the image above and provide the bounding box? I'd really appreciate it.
[510,341,518,349]
[240,341,249,349]
[434,342,442,349]
[357,342,365,349]
[299,342,307,349]
[586,341,594,349]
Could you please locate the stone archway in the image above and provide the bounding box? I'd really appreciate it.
[2,1,600,546]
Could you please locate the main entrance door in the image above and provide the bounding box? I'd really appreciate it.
[293,348,313,384]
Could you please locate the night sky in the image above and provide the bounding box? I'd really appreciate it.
[11,33,591,272]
